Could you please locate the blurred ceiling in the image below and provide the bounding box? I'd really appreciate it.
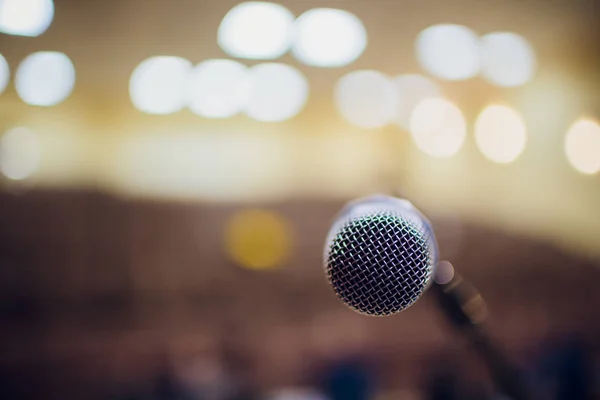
[0,0,599,258]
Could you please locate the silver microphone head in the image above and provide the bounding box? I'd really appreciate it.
[323,195,438,316]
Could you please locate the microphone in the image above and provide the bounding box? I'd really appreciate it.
[323,195,531,400]
[323,195,438,316]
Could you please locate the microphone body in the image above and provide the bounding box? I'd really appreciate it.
[323,195,531,400]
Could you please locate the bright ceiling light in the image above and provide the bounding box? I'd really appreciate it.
[292,8,367,67]
[335,70,398,129]
[393,74,441,130]
[475,105,527,163]
[244,63,308,122]
[129,56,192,115]
[410,98,466,157]
[0,53,9,95]
[218,2,295,60]
[416,24,480,81]
[187,59,249,118]
[15,52,76,106]
[565,119,600,175]
[0,0,54,37]
[480,32,536,87]
[0,127,42,180]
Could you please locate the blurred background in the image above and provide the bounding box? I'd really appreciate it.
[1,0,600,399]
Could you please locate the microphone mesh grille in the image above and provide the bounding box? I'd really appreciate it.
[325,211,433,316]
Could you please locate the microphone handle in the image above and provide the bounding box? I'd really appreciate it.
[430,272,532,400]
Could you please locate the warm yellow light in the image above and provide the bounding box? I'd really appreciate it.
[15,52,75,106]
[292,8,367,67]
[475,105,527,164]
[244,63,308,122]
[480,32,536,87]
[0,127,42,180]
[409,98,466,158]
[565,119,600,175]
[416,24,480,81]
[187,59,249,118]
[335,70,398,128]
[129,56,192,115]
[0,0,53,37]
[218,2,295,60]
[393,74,441,130]
[224,209,293,270]
[0,53,8,95]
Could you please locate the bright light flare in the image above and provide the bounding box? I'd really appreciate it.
[0,127,42,180]
[480,32,536,87]
[187,59,248,118]
[129,56,192,115]
[218,2,295,60]
[409,98,466,157]
[475,105,527,163]
[335,70,398,128]
[394,74,441,130]
[0,0,54,37]
[292,8,367,67]
[416,24,480,81]
[565,119,600,175]
[15,52,76,106]
[244,63,308,122]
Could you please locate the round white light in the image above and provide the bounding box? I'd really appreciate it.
[0,127,41,180]
[565,119,600,175]
[0,53,9,95]
[187,59,248,118]
[480,32,536,87]
[475,105,527,163]
[218,2,295,60]
[292,8,367,67]
[416,24,480,81]
[410,98,466,157]
[393,74,441,130]
[15,52,76,106]
[0,0,54,37]
[244,63,308,122]
[129,56,192,115]
[335,70,398,129]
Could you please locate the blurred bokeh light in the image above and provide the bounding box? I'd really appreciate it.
[0,53,8,94]
[335,70,398,128]
[187,59,249,119]
[113,132,292,200]
[224,209,293,270]
[129,56,191,115]
[292,8,367,68]
[480,32,537,87]
[475,105,527,164]
[565,119,600,175]
[0,0,53,37]
[416,24,480,81]
[0,127,42,181]
[218,2,295,60]
[15,51,75,107]
[409,98,466,157]
[244,63,308,122]
[393,74,441,130]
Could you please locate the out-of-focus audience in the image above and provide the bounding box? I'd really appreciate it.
[99,330,598,400]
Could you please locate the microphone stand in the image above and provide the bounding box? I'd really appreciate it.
[430,263,532,400]
[382,189,532,399]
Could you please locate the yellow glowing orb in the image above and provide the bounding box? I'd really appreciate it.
[225,209,293,270]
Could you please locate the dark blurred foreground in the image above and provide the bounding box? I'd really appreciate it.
[0,190,599,400]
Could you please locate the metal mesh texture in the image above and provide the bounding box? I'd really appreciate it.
[325,211,433,316]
